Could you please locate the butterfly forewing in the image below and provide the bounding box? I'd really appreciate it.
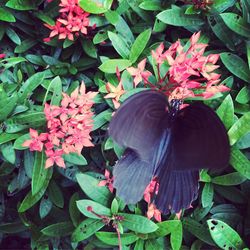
[109,90,168,161]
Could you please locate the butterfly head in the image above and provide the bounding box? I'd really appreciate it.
[169,99,183,118]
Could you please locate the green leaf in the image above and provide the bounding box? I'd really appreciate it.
[48,180,64,208]
[228,112,250,145]
[95,232,138,246]
[39,196,52,219]
[82,39,97,58]
[213,0,236,12]
[230,148,250,179]
[71,218,105,242]
[1,57,27,69]
[169,220,183,250]
[220,53,250,82]
[32,151,48,195]
[183,218,214,245]
[236,86,250,104]
[119,213,158,234]
[18,168,53,212]
[212,172,247,186]
[220,13,250,38]
[41,221,74,237]
[34,12,55,26]
[0,222,27,233]
[79,0,112,14]
[207,219,245,249]
[76,173,112,206]
[1,142,15,164]
[104,10,119,25]
[236,132,250,149]
[201,183,214,208]
[0,93,18,121]
[157,7,204,27]
[18,72,46,102]
[208,15,236,51]
[0,8,15,22]
[6,28,21,45]
[216,95,234,130]
[111,198,119,214]
[13,133,30,150]
[69,192,81,227]
[0,133,22,145]
[139,0,162,11]
[42,76,62,106]
[6,0,35,10]
[93,109,112,130]
[14,39,37,53]
[63,153,87,165]
[99,59,131,73]
[76,199,111,219]
[5,111,45,133]
[108,31,130,59]
[129,29,151,63]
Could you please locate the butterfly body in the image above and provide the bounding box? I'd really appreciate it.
[109,90,230,213]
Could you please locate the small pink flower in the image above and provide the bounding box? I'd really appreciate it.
[45,149,65,168]
[147,203,161,222]
[0,54,6,59]
[127,59,152,87]
[98,170,114,193]
[104,81,126,109]
[22,129,48,152]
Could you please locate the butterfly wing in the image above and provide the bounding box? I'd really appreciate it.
[113,149,154,204]
[171,102,230,170]
[109,90,168,161]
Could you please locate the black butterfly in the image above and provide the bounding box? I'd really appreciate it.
[108,90,230,214]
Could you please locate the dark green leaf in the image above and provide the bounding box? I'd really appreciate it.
[139,0,162,11]
[71,218,104,242]
[93,109,112,130]
[212,172,247,185]
[13,133,30,150]
[41,221,74,237]
[0,133,22,145]
[82,39,97,58]
[39,196,53,219]
[95,232,138,246]
[236,86,250,104]
[14,39,37,53]
[69,192,81,227]
[18,168,52,212]
[220,53,250,82]
[220,13,250,38]
[0,222,26,233]
[6,28,21,45]
[119,213,158,234]
[6,0,35,10]
[48,180,64,208]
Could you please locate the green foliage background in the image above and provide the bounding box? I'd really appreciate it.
[0,0,250,249]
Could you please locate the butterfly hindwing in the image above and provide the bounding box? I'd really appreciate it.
[113,149,154,204]
[109,90,168,161]
[171,102,230,170]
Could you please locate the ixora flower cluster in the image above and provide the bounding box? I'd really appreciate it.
[23,83,97,168]
[109,32,229,106]
[44,0,92,41]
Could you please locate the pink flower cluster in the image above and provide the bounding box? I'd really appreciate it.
[23,83,97,168]
[144,178,161,222]
[44,0,91,41]
[127,32,230,101]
